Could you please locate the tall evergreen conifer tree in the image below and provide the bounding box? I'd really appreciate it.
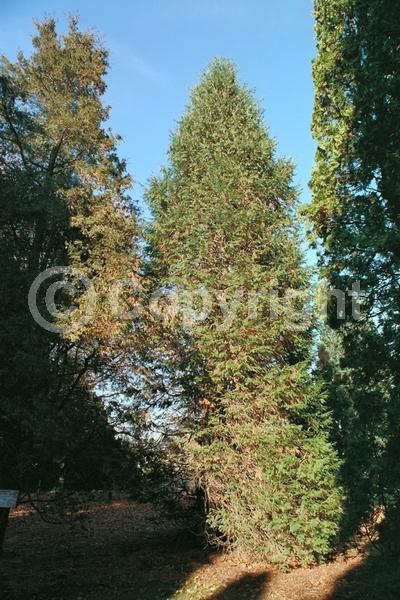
[147,60,342,565]
[0,18,141,493]
[307,0,400,546]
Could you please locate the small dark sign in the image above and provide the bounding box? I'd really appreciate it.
[0,490,18,508]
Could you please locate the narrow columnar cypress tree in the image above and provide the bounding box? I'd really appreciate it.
[307,0,400,546]
[147,60,342,565]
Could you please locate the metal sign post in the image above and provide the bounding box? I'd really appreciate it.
[0,490,18,556]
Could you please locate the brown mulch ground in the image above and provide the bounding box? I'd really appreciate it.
[0,500,392,600]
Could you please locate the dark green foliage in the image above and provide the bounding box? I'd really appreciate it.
[0,18,140,494]
[147,60,342,565]
[307,0,400,546]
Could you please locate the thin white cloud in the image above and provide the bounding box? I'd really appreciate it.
[109,38,167,86]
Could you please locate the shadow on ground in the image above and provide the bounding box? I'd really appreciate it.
[208,573,269,599]
[327,551,400,600]
[0,501,219,600]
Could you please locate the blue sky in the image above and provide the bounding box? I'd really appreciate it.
[0,0,316,220]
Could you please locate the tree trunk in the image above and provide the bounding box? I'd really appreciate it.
[0,508,10,557]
